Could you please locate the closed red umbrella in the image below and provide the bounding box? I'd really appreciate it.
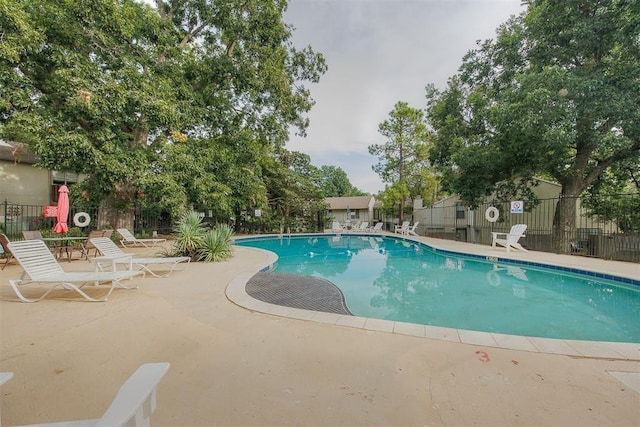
[53,185,69,234]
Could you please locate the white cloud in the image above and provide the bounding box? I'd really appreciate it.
[285,0,525,194]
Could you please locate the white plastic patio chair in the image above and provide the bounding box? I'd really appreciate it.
[331,221,344,233]
[7,240,145,303]
[1,371,13,427]
[352,221,369,232]
[491,224,529,252]
[404,222,420,236]
[91,237,190,278]
[13,362,170,427]
[394,221,409,234]
[116,228,166,248]
[368,222,384,233]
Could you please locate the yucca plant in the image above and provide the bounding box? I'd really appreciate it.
[197,224,234,262]
[171,211,207,259]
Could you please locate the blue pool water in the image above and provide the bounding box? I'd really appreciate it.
[235,235,640,343]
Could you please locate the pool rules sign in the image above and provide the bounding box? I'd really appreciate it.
[510,200,524,214]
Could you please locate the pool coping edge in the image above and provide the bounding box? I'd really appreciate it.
[228,237,640,361]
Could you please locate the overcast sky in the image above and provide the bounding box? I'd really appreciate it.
[284,0,526,194]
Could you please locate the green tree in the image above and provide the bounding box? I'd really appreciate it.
[581,159,640,232]
[261,149,325,233]
[0,0,326,228]
[369,101,431,221]
[377,182,409,220]
[314,165,365,197]
[427,0,640,252]
[0,0,44,112]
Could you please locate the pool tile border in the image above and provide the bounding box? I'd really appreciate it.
[230,236,640,360]
[431,247,640,287]
[236,233,640,287]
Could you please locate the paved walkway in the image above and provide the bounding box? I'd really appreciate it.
[1,236,638,426]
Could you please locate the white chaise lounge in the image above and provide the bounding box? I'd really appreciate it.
[91,237,190,278]
[368,222,384,233]
[352,222,369,232]
[117,228,166,248]
[0,371,13,426]
[7,240,144,302]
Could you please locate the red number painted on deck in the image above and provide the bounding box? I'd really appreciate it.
[475,350,490,362]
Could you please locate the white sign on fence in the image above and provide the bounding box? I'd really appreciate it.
[510,200,524,214]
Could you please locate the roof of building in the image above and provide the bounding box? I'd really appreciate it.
[325,196,374,210]
[0,140,38,164]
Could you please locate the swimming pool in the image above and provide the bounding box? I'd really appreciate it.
[235,235,640,343]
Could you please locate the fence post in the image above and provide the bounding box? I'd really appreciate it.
[2,199,6,234]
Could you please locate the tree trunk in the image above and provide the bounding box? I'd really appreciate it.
[97,199,135,231]
[552,189,579,254]
[96,182,138,231]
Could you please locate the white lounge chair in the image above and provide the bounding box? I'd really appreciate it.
[22,230,80,262]
[91,237,190,278]
[352,221,369,232]
[491,224,528,252]
[368,222,384,233]
[116,228,166,248]
[7,240,145,303]
[1,371,13,427]
[76,230,110,261]
[394,221,409,234]
[331,221,344,233]
[404,222,420,236]
[0,372,12,387]
[13,362,170,427]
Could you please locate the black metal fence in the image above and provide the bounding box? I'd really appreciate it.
[0,199,240,240]
[1,201,159,239]
[0,201,317,238]
[4,195,639,263]
[413,195,640,263]
[2,202,94,238]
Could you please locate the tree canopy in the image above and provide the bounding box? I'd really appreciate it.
[313,165,366,198]
[426,0,640,251]
[0,0,327,227]
[369,101,432,220]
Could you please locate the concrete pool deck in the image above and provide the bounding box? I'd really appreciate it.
[1,235,639,426]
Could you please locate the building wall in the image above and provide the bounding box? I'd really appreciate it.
[326,196,377,226]
[329,208,372,224]
[413,179,622,252]
[0,161,51,205]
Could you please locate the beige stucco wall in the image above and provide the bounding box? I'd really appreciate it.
[0,161,51,206]
[531,179,562,199]
[330,209,373,224]
[327,197,377,225]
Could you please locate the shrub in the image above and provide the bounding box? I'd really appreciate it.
[170,211,234,262]
[197,224,234,262]
[171,211,206,259]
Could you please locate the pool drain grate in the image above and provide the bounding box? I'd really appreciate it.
[246,272,353,316]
